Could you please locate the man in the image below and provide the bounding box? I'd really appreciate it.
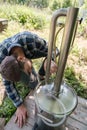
[0,31,58,128]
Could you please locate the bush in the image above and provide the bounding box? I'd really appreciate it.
[29,0,49,8]
[49,0,61,11]
[62,0,72,8]
[29,14,45,29]
[64,67,87,98]
[0,4,46,29]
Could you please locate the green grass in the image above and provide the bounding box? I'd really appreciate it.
[0,3,49,30]
[64,67,87,99]
[0,82,30,123]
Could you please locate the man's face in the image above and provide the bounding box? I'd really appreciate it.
[18,57,32,75]
[23,58,32,75]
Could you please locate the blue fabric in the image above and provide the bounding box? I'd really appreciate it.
[0,31,48,107]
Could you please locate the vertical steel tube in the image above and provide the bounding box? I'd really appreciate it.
[54,7,79,93]
[45,8,67,83]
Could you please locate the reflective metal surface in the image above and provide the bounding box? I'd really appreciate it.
[34,81,78,117]
[35,83,65,115]
[34,82,66,127]
[54,7,79,93]
[45,8,67,83]
[45,7,79,94]
[59,83,78,115]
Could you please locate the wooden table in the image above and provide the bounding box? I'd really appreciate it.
[4,91,87,130]
[0,19,8,32]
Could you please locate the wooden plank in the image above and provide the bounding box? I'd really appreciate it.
[0,18,8,32]
[66,116,87,130]
[4,91,35,130]
[0,118,5,130]
[70,104,87,126]
[4,91,87,130]
[78,96,87,109]
[65,126,75,130]
[4,115,33,130]
[67,96,87,129]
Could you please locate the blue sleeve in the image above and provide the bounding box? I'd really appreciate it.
[8,44,22,55]
[3,79,23,107]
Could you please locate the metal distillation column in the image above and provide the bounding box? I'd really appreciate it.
[46,7,79,94]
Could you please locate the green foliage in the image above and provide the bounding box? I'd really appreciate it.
[29,0,49,8]
[17,0,25,4]
[1,0,87,9]
[29,14,45,29]
[0,97,16,122]
[0,4,46,29]
[77,21,87,38]
[62,0,72,8]
[49,0,73,11]
[15,82,30,98]
[0,82,30,123]
[70,45,80,56]
[64,67,87,99]
[16,11,28,25]
[49,0,61,11]
[1,0,49,8]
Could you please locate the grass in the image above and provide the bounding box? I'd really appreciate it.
[64,66,87,99]
[0,82,30,123]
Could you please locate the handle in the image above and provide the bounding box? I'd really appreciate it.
[42,114,66,127]
[37,113,53,124]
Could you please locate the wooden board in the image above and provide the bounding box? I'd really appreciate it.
[0,19,8,32]
[4,92,87,130]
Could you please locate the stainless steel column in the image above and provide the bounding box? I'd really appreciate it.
[45,7,79,94]
[45,8,67,83]
[54,7,79,94]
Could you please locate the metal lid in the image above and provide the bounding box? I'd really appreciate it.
[34,81,78,116]
[59,83,78,115]
[34,83,66,116]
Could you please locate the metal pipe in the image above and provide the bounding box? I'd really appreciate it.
[54,25,64,63]
[45,8,67,83]
[54,7,79,94]
[70,21,78,51]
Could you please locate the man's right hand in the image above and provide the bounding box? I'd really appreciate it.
[14,104,28,128]
[44,59,58,74]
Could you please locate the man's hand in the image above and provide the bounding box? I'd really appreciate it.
[14,104,28,128]
[44,59,58,74]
